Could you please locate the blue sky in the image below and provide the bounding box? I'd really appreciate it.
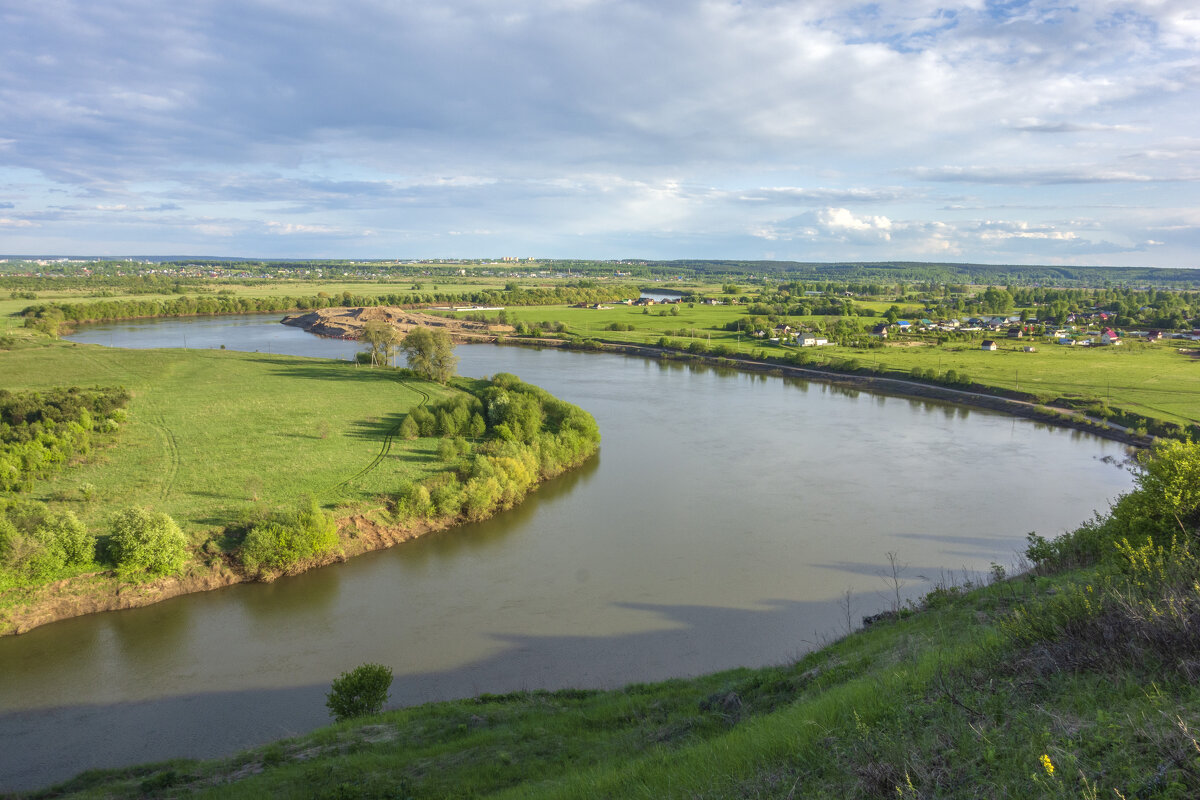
[1,0,1197,266]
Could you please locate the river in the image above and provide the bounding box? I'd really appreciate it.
[0,314,1134,790]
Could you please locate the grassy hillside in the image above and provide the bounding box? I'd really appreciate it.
[21,439,1200,799]
[24,555,1198,798]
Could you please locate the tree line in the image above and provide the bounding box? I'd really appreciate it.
[20,284,641,334]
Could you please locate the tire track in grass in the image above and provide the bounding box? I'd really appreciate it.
[148,411,181,501]
[328,379,430,496]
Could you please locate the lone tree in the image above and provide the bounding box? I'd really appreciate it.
[360,319,400,367]
[326,663,393,721]
[401,326,458,383]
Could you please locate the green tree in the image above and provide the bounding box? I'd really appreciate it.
[108,507,188,580]
[360,320,399,367]
[401,327,458,383]
[326,663,393,721]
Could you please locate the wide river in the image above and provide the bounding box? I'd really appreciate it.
[1,314,1133,790]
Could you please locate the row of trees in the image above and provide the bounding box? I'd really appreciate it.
[20,284,641,333]
[360,323,459,383]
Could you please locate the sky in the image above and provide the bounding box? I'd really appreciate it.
[0,0,1197,266]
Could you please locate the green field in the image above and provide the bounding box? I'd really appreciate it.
[475,303,1200,427]
[1,338,462,539]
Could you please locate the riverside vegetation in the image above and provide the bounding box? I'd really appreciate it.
[9,262,1198,435]
[0,326,599,633]
[22,438,1200,799]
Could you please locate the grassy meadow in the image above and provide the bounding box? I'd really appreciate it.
[476,303,1200,426]
[2,336,462,541]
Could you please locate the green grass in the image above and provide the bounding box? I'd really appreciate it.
[1,338,463,538]
[27,567,1200,799]
[478,303,1200,426]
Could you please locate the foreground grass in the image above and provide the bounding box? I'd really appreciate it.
[25,566,1198,799]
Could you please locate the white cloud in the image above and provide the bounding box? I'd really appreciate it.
[0,0,1196,264]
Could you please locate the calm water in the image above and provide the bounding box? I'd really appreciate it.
[0,315,1134,790]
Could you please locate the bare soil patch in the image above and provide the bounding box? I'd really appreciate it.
[282,307,513,342]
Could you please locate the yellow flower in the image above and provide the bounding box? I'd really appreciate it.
[1040,753,1054,776]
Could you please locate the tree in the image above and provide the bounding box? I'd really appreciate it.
[400,327,458,383]
[360,320,399,367]
[108,507,188,580]
[326,663,393,721]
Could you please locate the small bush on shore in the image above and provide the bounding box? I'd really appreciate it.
[326,663,393,721]
[240,496,339,576]
[108,507,187,581]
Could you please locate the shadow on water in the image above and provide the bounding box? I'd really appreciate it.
[0,589,882,793]
[227,454,603,629]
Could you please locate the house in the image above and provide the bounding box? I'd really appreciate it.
[981,340,998,351]
[1100,328,1121,346]
[797,333,818,347]
[1006,327,1023,339]
[1058,337,1075,346]
[895,320,912,330]
[1145,330,1163,341]
[870,324,889,338]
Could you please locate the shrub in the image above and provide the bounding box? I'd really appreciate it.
[326,663,393,721]
[240,497,339,575]
[108,507,188,580]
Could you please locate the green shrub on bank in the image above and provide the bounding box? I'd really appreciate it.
[1025,439,1200,574]
[240,497,340,576]
[108,507,188,581]
[1011,439,1200,673]
[326,663,393,722]
[391,374,599,526]
[0,503,94,582]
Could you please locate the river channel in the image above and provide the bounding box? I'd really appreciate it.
[0,314,1134,790]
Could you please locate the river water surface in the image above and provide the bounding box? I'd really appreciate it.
[0,315,1134,790]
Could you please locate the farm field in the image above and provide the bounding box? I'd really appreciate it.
[474,303,1200,426]
[2,339,461,539]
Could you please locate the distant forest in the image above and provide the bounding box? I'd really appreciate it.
[2,257,1199,289]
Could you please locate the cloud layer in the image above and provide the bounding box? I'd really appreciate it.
[1,0,1197,265]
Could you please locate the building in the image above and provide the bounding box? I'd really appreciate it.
[981,340,998,351]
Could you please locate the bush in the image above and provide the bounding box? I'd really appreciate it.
[240,497,340,575]
[326,663,393,721]
[108,507,188,580]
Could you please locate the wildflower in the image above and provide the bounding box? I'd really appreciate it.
[1040,753,1054,776]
